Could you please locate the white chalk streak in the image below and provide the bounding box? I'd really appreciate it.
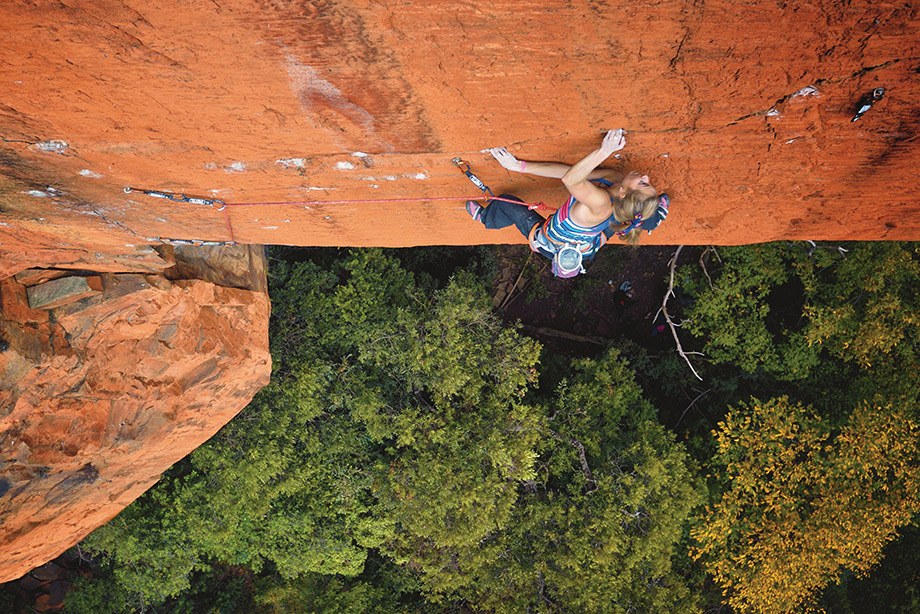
[35,140,68,153]
[276,158,307,168]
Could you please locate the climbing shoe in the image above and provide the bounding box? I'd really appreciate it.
[466,200,483,222]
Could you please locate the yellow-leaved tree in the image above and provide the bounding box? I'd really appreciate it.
[691,397,920,614]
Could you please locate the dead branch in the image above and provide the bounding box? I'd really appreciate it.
[522,325,606,346]
[805,240,849,259]
[700,246,715,289]
[545,427,597,493]
[499,252,532,310]
[675,388,711,428]
[538,571,555,606]
[662,246,703,381]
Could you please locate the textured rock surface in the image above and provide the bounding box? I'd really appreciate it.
[0,245,271,583]
[1,0,919,269]
[26,276,102,310]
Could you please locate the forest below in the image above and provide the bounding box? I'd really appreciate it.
[4,240,919,614]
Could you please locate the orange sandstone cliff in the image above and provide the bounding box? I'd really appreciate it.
[1,0,919,265]
[0,246,271,582]
[1,0,919,582]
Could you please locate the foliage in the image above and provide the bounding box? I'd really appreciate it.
[254,555,426,614]
[64,571,137,614]
[681,243,810,377]
[387,350,704,613]
[663,242,920,613]
[683,242,920,387]
[691,397,920,614]
[64,561,261,614]
[803,243,920,370]
[67,248,699,613]
[61,241,920,614]
[0,586,17,614]
[258,575,388,614]
[818,520,920,614]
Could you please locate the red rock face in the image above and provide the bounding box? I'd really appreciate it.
[1,0,919,267]
[0,248,271,583]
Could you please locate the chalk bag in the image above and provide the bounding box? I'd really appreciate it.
[552,244,585,278]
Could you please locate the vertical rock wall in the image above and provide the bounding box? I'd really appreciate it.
[0,246,271,582]
[1,0,918,264]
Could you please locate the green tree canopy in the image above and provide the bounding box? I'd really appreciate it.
[70,249,701,614]
[683,242,920,393]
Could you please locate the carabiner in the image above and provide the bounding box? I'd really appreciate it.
[452,157,494,197]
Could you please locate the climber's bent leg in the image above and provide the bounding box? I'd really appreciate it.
[478,194,545,238]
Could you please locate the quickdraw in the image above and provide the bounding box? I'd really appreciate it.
[851,87,885,122]
[125,186,235,244]
[146,237,235,247]
[124,186,226,210]
[451,157,494,198]
[451,158,554,212]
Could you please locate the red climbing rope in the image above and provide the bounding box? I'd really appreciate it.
[222,206,236,244]
[214,195,556,244]
[125,188,558,245]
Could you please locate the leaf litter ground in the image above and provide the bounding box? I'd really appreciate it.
[491,244,698,358]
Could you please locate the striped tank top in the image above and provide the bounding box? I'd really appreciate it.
[541,179,616,255]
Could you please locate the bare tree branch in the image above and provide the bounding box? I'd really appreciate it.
[500,252,532,310]
[699,245,724,288]
[805,240,849,258]
[662,246,703,381]
[522,325,606,346]
[545,427,597,493]
[675,388,711,428]
[538,571,555,606]
[700,247,713,290]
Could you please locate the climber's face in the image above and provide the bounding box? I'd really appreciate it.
[621,171,657,199]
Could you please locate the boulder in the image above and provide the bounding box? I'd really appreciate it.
[26,276,102,310]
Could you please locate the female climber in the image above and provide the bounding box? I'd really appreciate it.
[465,129,669,277]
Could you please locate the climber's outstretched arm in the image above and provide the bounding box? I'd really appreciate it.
[488,147,621,183]
[561,130,626,213]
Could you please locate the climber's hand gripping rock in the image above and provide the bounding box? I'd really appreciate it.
[487,147,525,173]
[599,129,626,157]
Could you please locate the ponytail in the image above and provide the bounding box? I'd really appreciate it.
[611,191,660,246]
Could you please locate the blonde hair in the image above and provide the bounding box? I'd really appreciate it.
[610,190,659,246]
